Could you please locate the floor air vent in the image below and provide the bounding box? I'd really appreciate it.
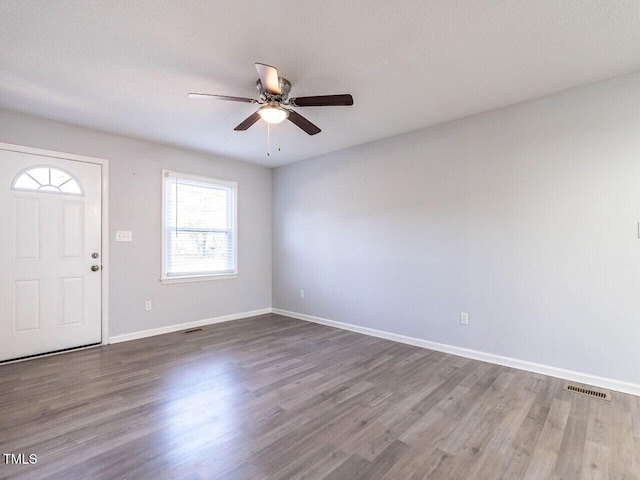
[563,383,611,401]
[182,328,203,334]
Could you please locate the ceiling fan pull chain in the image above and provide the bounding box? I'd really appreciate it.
[278,124,281,152]
[267,123,271,156]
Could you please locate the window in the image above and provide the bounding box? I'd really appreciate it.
[162,170,237,283]
[12,165,83,195]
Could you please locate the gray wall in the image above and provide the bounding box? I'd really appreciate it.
[0,109,272,337]
[273,72,640,385]
[4,72,640,385]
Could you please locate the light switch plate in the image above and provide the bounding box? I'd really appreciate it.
[116,230,133,242]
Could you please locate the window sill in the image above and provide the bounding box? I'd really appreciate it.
[160,274,238,285]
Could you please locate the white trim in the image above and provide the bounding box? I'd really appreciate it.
[0,142,111,345]
[0,142,107,164]
[108,308,271,344]
[160,274,238,284]
[272,308,640,397]
[100,160,110,343]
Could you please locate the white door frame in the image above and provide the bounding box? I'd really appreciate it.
[0,142,110,344]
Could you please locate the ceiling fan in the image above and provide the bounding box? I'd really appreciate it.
[188,63,353,136]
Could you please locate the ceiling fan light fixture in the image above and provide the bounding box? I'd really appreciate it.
[258,104,288,124]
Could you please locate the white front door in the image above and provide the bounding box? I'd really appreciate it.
[0,149,102,361]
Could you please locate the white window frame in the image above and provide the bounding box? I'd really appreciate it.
[161,169,238,284]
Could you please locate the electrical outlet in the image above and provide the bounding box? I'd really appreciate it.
[299,289,305,299]
[145,301,152,311]
[460,312,469,326]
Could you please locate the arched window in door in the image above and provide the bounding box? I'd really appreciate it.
[12,165,84,195]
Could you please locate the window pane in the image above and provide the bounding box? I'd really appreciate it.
[166,180,231,230]
[27,167,50,185]
[50,168,71,186]
[14,174,40,190]
[167,231,233,274]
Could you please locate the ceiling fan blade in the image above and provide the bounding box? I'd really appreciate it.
[255,63,281,95]
[234,112,261,131]
[287,110,321,135]
[289,94,353,107]
[188,93,258,103]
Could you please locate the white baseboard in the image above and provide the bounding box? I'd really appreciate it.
[108,308,272,344]
[272,308,640,397]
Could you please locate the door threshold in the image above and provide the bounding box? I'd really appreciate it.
[0,343,102,365]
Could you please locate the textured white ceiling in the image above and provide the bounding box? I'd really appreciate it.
[1,1,640,167]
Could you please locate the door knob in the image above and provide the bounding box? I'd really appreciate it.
[91,265,100,272]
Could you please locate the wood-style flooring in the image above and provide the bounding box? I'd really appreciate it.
[1,313,638,479]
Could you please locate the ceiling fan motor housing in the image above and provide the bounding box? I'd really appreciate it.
[257,77,291,102]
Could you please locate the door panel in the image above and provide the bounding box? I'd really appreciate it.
[60,277,84,326]
[14,198,40,260]
[13,280,41,333]
[61,201,84,258]
[0,150,102,361]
